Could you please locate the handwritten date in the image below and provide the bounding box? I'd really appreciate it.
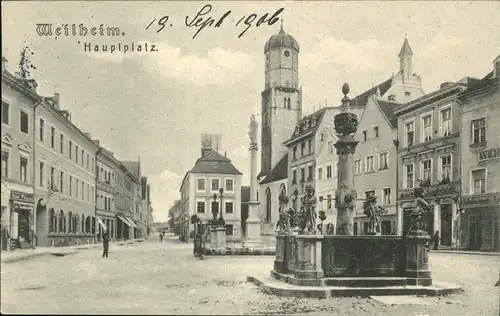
[146,4,284,39]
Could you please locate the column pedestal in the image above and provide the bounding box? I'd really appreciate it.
[210,227,227,250]
[243,201,261,248]
[294,234,324,279]
[405,231,432,286]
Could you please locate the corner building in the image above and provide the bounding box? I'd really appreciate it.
[459,57,500,252]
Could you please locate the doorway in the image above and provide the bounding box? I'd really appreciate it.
[440,204,452,246]
[17,209,31,247]
[468,215,482,250]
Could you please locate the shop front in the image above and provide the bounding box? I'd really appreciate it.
[9,190,35,250]
[116,214,136,240]
[97,210,116,241]
[461,193,500,252]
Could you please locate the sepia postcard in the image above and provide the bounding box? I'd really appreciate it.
[1,1,499,315]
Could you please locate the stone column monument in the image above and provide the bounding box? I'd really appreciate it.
[244,115,262,248]
[334,83,359,235]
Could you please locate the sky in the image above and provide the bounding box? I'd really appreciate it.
[1,1,499,222]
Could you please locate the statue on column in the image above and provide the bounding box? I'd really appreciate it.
[299,184,317,233]
[363,196,386,235]
[248,115,258,144]
[409,188,431,233]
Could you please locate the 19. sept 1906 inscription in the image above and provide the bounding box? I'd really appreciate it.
[146,4,285,39]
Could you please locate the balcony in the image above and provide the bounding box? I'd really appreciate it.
[399,181,459,201]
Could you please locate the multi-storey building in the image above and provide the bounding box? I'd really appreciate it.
[351,38,426,236]
[114,161,140,240]
[394,80,477,247]
[283,107,344,229]
[352,96,400,235]
[2,59,38,249]
[122,160,145,238]
[179,147,242,242]
[459,57,500,252]
[2,60,100,248]
[95,145,121,240]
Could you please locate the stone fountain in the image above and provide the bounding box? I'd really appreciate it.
[247,84,463,298]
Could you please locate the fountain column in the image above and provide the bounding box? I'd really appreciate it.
[334,83,359,235]
[244,115,262,248]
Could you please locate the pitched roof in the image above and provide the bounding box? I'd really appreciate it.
[376,100,399,129]
[241,186,250,203]
[285,108,331,145]
[122,161,140,178]
[349,78,392,108]
[398,38,414,57]
[188,150,242,175]
[459,71,497,99]
[260,154,288,185]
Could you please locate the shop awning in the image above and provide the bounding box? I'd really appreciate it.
[96,216,107,229]
[134,221,146,230]
[124,216,138,228]
[117,215,130,225]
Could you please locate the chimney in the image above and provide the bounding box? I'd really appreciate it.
[26,79,38,91]
[53,93,60,110]
[15,71,21,77]
[93,139,100,146]
[84,132,92,138]
[201,148,211,158]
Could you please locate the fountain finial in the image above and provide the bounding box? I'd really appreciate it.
[342,83,350,96]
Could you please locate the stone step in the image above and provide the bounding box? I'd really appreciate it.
[247,275,463,298]
[323,277,408,287]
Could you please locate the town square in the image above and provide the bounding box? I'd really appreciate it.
[1,1,500,315]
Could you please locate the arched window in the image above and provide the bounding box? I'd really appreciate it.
[85,216,91,233]
[59,210,65,233]
[81,214,85,233]
[49,208,56,233]
[265,188,272,223]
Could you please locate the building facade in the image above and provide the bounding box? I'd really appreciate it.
[180,149,243,242]
[2,60,39,249]
[395,82,467,247]
[459,58,500,251]
[352,96,399,235]
[96,146,120,240]
[114,161,140,240]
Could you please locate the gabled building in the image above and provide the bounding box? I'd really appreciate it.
[283,108,339,227]
[459,56,500,252]
[352,96,399,235]
[179,148,243,242]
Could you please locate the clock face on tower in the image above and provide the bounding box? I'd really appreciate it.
[283,50,291,58]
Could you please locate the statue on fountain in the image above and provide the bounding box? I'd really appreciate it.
[276,186,291,233]
[298,184,318,233]
[408,187,431,235]
[363,196,387,235]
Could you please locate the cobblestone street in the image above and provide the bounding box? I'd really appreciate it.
[1,238,499,315]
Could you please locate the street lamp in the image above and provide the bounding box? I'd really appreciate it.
[218,188,225,227]
[211,193,219,228]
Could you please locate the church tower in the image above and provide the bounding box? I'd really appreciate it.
[399,36,414,82]
[260,22,302,178]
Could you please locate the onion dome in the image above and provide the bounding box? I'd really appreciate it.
[264,21,300,53]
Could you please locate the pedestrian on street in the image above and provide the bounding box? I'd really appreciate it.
[159,232,163,242]
[102,229,110,258]
[432,231,440,250]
